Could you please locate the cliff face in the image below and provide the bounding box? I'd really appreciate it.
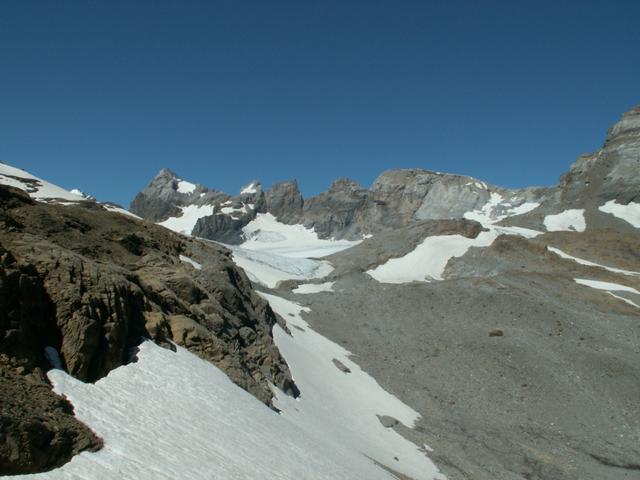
[0,185,297,474]
[560,105,640,206]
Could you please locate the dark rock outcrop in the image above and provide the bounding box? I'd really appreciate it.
[192,210,253,245]
[560,105,640,206]
[0,354,103,475]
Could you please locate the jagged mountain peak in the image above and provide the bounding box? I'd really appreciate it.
[154,167,179,179]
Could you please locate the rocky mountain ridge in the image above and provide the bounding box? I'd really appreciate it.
[130,105,640,243]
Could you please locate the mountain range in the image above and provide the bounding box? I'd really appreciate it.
[0,105,638,480]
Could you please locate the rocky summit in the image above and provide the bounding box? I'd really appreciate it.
[1,104,639,480]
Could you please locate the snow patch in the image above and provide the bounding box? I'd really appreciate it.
[574,278,640,308]
[240,182,258,195]
[292,282,335,294]
[574,278,640,294]
[598,200,640,228]
[367,224,541,285]
[219,203,252,219]
[0,162,86,202]
[543,209,586,232]
[367,231,498,283]
[464,192,539,225]
[179,255,202,270]
[608,292,640,309]
[176,180,196,194]
[103,205,141,219]
[159,204,215,235]
[548,247,640,276]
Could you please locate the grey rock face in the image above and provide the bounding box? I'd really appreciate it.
[129,168,229,222]
[301,178,371,239]
[265,180,304,224]
[192,210,253,245]
[560,105,640,206]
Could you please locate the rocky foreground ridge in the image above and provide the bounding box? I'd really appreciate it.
[0,186,297,475]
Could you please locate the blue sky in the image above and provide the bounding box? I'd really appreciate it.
[1,1,639,206]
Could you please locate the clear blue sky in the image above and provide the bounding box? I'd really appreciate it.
[1,1,639,206]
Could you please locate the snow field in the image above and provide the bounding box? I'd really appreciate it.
[8,341,413,480]
[0,162,86,202]
[292,282,335,294]
[599,200,640,228]
[159,204,215,235]
[543,209,586,232]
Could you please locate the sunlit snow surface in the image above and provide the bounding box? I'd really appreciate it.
[368,231,498,283]
[543,209,586,232]
[9,341,444,480]
[230,213,360,288]
[176,179,197,194]
[0,162,86,202]
[599,200,640,228]
[103,204,142,219]
[179,254,202,270]
[240,182,258,194]
[463,191,539,225]
[241,213,360,257]
[292,281,335,294]
[159,204,215,235]
[574,278,640,294]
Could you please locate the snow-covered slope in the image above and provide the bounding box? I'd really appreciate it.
[543,209,586,232]
[0,162,141,219]
[8,320,443,480]
[0,162,86,202]
[5,342,416,480]
[229,213,360,288]
[240,213,360,257]
[599,200,640,228]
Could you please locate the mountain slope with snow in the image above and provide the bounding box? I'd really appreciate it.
[6,340,442,480]
[2,104,640,480]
